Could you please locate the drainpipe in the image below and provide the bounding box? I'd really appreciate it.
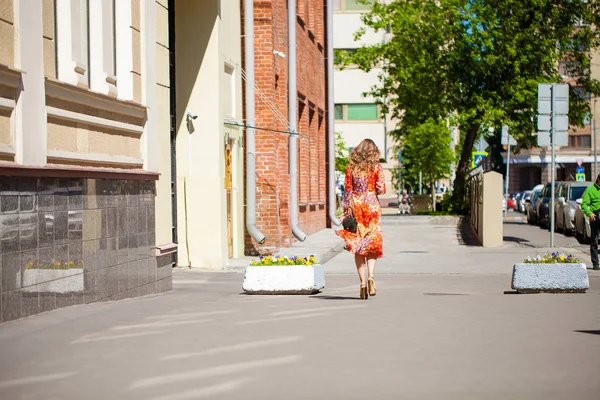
[326,0,341,227]
[244,0,266,244]
[288,0,307,241]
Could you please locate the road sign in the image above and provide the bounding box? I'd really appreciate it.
[538,83,570,249]
[501,126,516,146]
[537,131,568,147]
[537,115,569,132]
[576,159,584,166]
[472,151,487,168]
[538,83,569,115]
[576,166,584,174]
[576,173,585,182]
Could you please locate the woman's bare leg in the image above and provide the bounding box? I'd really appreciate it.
[367,255,377,279]
[355,254,366,284]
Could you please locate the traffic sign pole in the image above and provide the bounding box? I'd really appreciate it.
[539,83,568,248]
[550,84,556,248]
[505,139,510,220]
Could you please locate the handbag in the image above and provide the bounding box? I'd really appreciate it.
[342,191,357,233]
[342,216,357,233]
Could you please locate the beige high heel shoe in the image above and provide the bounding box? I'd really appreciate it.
[368,277,376,296]
[360,283,368,300]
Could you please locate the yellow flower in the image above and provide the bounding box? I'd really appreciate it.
[560,255,565,261]
[306,261,312,266]
[55,261,61,266]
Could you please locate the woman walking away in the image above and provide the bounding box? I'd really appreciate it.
[336,139,386,300]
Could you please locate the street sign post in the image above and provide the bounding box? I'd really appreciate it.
[472,151,488,169]
[538,83,569,248]
[501,126,516,219]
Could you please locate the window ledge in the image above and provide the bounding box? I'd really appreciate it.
[47,150,144,169]
[155,243,178,256]
[45,78,147,120]
[0,64,23,89]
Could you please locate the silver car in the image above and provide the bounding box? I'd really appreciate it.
[574,197,592,243]
[555,181,590,236]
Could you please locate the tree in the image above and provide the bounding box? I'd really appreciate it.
[343,0,600,203]
[335,131,349,174]
[402,119,455,210]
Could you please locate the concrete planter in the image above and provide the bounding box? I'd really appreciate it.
[21,269,84,293]
[511,263,589,293]
[242,265,325,294]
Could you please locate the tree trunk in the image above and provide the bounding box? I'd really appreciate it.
[431,179,436,211]
[453,122,481,203]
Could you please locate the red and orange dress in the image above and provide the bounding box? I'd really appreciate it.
[336,164,386,258]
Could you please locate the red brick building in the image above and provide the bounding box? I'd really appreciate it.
[244,0,328,254]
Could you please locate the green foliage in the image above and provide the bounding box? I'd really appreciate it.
[250,255,317,266]
[335,131,349,173]
[402,119,455,191]
[439,191,469,215]
[524,252,580,264]
[343,0,600,200]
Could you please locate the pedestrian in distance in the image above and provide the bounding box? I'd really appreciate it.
[580,173,600,270]
[336,139,386,299]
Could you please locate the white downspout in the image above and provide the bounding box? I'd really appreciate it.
[326,0,341,227]
[288,0,307,241]
[244,0,266,244]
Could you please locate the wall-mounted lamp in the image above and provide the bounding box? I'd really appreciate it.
[186,110,197,134]
[274,50,286,59]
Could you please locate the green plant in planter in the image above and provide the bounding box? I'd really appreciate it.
[250,255,317,266]
[24,259,84,270]
[523,252,580,264]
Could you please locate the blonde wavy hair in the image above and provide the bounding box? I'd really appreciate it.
[348,139,381,177]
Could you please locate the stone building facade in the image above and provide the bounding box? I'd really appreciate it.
[0,0,174,322]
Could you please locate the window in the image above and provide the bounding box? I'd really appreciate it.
[584,112,591,125]
[57,0,120,95]
[569,135,591,148]
[334,105,343,120]
[334,49,356,65]
[570,186,587,200]
[334,0,373,12]
[335,103,379,121]
[573,86,591,100]
[559,61,582,77]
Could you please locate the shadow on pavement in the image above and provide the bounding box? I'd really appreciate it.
[457,218,480,246]
[309,295,360,301]
[574,330,600,335]
[504,236,530,244]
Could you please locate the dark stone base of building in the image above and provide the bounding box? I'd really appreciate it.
[0,176,173,323]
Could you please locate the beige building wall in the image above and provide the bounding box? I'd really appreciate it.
[0,0,14,68]
[174,0,244,269]
[154,0,174,248]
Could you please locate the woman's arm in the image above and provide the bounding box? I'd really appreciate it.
[376,164,386,196]
[342,167,353,216]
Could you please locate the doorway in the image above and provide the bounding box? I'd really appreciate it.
[225,137,234,258]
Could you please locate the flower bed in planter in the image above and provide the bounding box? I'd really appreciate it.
[242,256,325,295]
[511,253,589,294]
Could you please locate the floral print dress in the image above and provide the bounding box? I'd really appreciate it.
[336,164,386,258]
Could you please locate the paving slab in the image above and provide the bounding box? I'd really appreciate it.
[1,215,599,399]
[0,270,598,400]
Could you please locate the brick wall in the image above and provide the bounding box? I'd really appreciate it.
[244,0,327,255]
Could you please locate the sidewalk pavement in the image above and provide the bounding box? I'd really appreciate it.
[1,215,599,399]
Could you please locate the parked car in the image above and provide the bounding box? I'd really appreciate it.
[555,181,590,236]
[537,182,565,229]
[507,196,515,210]
[574,198,591,243]
[513,192,523,211]
[519,190,532,213]
[526,188,542,225]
